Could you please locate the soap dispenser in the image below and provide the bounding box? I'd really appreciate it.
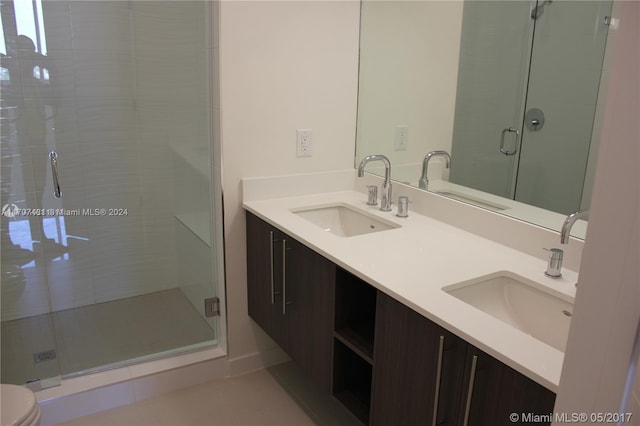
[544,248,563,278]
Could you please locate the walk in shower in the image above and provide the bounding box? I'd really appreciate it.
[1,0,221,388]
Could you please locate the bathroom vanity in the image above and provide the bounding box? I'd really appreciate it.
[243,171,579,425]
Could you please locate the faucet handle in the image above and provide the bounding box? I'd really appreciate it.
[366,185,378,206]
[543,247,563,278]
[396,196,410,218]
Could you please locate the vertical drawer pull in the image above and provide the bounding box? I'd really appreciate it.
[269,231,276,304]
[282,239,287,315]
[462,355,478,426]
[431,335,445,426]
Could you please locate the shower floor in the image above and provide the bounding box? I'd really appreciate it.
[1,289,215,385]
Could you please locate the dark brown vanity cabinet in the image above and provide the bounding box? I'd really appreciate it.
[246,212,285,348]
[246,211,555,425]
[371,293,556,426]
[332,269,378,424]
[371,292,467,425]
[246,212,335,392]
[459,347,556,426]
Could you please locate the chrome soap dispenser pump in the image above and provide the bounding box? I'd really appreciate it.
[544,248,564,278]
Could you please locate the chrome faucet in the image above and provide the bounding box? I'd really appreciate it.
[560,210,589,244]
[543,210,588,279]
[418,151,451,190]
[358,154,392,211]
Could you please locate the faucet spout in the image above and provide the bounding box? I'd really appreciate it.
[357,154,392,211]
[419,150,451,190]
[560,210,589,244]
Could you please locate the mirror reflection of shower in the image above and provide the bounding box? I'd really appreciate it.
[355,0,612,231]
[531,0,552,19]
[449,0,612,215]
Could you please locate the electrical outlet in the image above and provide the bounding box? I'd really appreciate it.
[395,125,408,151]
[296,129,313,157]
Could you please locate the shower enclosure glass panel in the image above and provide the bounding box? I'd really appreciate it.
[448,1,533,200]
[1,0,219,386]
[514,0,612,213]
[450,0,612,214]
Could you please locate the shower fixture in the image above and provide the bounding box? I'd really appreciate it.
[531,0,552,20]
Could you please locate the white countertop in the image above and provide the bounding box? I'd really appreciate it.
[242,172,578,392]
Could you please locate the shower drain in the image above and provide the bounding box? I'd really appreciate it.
[33,349,57,364]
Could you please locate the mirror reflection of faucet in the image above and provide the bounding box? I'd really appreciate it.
[419,151,451,190]
[358,154,393,211]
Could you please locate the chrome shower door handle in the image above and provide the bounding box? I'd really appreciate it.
[499,127,520,155]
[49,151,62,198]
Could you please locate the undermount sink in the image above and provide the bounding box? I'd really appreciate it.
[291,203,400,237]
[443,271,573,352]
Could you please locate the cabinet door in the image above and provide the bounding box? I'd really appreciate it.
[371,293,466,426]
[460,347,556,426]
[246,212,285,348]
[283,237,335,393]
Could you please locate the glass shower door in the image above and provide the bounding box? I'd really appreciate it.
[449,0,535,198]
[514,0,612,214]
[1,0,63,388]
[1,0,218,384]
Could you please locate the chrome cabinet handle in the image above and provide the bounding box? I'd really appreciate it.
[49,151,62,198]
[462,355,479,426]
[431,335,445,426]
[269,231,276,304]
[281,239,293,315]
[282,239,287,315]
[499,127,520,155]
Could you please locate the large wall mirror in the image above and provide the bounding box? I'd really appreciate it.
[355,0,613,239]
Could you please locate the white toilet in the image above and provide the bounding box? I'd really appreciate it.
[0,384,41,426]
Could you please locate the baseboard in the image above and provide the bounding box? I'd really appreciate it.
[228,346,290,377]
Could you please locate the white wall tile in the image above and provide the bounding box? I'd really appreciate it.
[69,2,132,54]
[41,1,73,52]
[72,52,134,99]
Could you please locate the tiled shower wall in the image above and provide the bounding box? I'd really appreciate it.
[1,1,213,321]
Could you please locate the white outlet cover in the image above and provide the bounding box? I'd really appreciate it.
[296,129,313,157]
[395,125,408,151]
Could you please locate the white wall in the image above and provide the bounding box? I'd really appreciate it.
[219,1,361,365]
[355,0,463,180]
[553,0,640,421]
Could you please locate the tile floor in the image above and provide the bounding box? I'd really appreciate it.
[1,289,215,385]
[58,362,361,426]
